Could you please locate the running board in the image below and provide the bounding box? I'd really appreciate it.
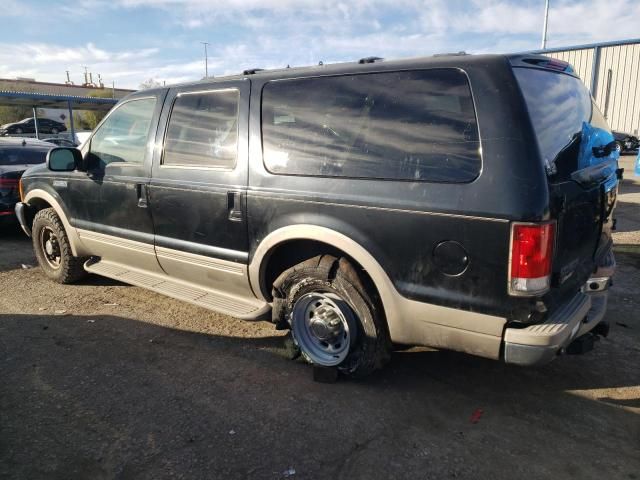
[84,259,270,320]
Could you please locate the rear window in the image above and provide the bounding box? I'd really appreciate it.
[0,147,49,165]
[513,67,609,176]
[262,69,481,183]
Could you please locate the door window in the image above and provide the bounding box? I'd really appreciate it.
[163,89,239,169]
[89,97,157,168]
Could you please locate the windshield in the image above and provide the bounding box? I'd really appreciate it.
[514,67,610,178]
[0,147,49,165]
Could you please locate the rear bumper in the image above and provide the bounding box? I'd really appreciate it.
[14,202,32,237]
[503,287,610,366]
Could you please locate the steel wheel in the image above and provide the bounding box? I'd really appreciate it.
[291,292,357,366]
[39,226,62,269]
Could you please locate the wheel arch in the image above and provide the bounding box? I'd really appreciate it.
[249,225,402,334]
[24,189,84,257]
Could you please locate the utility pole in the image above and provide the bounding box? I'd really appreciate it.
[200,42,210,78]
[541,0,550,49]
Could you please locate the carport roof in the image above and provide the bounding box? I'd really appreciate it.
[0,90,118,111]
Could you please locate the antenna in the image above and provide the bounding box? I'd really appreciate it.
[65,70,74,85]
[200,41,210,77]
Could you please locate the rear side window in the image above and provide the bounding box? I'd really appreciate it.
[262,69,481,182]
[163,89,239,169]
[0,147,48,165]
[513,67,609,176]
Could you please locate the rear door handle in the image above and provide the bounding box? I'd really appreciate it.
[137,183,148,208]
[227,191,243,222]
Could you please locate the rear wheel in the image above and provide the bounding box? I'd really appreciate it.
[15,127,23,134]
[32,208,87,284]
[615,140,624,155]
[51,127,59,134]
[272,255,390,378]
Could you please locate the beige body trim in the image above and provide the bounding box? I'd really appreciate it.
[249,225,507,359]
[24,189,87,257]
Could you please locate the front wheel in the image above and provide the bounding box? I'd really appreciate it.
[615,141,624,155]
[50,128,59,134]
[32,208,87,284]
[272,255,390,378]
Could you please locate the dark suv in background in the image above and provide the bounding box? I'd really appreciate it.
[0,138,50,226]
[0,117,67,136]
[15,54,619,378]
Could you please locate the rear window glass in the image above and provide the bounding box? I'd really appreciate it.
[513,67,609,175]
[0,147,49,165]
[262,69,481,182]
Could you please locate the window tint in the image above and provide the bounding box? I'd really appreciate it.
[90,97,156,167]
[514,67,609,176]
[262,69,480,182]
[163,89,239,168]
[0,147,49,165]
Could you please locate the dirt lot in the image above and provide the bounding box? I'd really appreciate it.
[1,156,639,480]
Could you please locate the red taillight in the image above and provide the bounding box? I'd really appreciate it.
[509,222,555,296]
[0,177,19,186]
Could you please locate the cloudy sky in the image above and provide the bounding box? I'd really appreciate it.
[0,0,638,89]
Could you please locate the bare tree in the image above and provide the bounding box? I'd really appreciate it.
[138,78,162,90]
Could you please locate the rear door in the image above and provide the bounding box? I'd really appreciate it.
[148,80,254,297]
[513,66,618,296]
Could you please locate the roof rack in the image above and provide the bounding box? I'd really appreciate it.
[242,68,264,75]
[358,56,384,64]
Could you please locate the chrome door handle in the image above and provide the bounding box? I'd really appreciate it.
[227,191,242,222]
[137,183,148,208]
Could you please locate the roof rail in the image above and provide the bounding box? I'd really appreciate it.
[242,68,264,75]
[432,51,468,57]
[358,56,384,64]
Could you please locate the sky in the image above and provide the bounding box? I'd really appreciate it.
[0,0,638,89]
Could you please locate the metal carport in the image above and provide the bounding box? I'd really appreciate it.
[0,90,118,142]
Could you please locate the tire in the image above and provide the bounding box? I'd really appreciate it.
[615,141,624,155]
[15,128,23,134]
[51,128,59,134]
[272,255,390,378]
[32,208,87,284]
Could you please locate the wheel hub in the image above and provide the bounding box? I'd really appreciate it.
[291,292,357,366]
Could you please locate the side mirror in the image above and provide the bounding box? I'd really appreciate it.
[46,147,82,172]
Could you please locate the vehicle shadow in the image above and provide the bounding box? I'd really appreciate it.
[1,312,638,479]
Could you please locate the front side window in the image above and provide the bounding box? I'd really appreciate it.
[262,69,481,182]
[89,97,157,167]
[163,89,239,169]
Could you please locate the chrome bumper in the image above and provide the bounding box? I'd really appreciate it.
[503,278,612,366]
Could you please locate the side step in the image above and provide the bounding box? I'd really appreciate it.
[84,259,270,320]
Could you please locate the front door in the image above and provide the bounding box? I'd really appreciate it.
[148,80,253,297]
[69,91,167,272]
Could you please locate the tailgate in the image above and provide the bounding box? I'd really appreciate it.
[513,65,618,296]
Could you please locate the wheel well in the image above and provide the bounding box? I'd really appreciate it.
[25,198,53,226]
[259,239,382,305]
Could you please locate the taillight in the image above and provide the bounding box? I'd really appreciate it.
[0,177,18,186]
[18,177,24,201]
[509,222,555,296]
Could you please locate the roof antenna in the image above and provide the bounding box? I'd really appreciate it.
[318,60,324,66]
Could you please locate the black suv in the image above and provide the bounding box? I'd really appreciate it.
[0,117,67,135]
[15,54,618,377]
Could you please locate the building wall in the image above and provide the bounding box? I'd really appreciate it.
[544,41,640,136]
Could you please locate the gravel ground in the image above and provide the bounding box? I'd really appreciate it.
[1,156,639,480]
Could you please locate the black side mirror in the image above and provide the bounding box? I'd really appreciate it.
[46,147,82,172]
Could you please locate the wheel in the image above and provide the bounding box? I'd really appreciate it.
[15,127,23,134]
[615,141,624,155]
[272,255,390,378]
[51,128,59,134]
[32,208,87,284]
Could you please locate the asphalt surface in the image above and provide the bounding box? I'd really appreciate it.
[1,156,639,479]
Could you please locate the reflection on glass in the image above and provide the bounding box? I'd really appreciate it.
[90,98,157,167]
[164,90,239,168]
[262,69,481,183]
